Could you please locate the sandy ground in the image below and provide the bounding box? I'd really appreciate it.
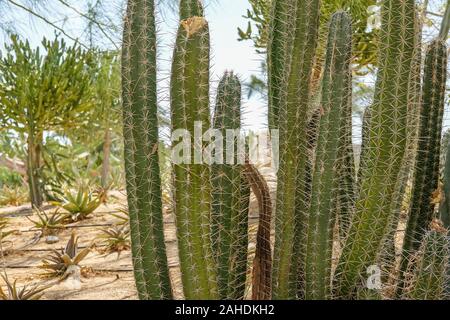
[0,165,276,300]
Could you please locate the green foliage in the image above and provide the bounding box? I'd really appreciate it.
[0,34,95,206]
[0,185,28,206]
[27,207,66,236]
[51,185,103,221]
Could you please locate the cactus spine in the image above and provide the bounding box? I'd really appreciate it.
[333,0,416,299]
[271,0,321,299]
[170,15,217,299]
[397,39,448,295]
[121,0,172,299]
[211,72,250,300]
[403,221,449,300]
[303,11,352,300]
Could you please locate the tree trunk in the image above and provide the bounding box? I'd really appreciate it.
[101,127,112,189]
[27,131,43,207]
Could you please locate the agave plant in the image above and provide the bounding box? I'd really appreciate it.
[0,185,28,206]
[52,185,103,221]
[0,217,13,241]
[98,224,131,254]
[0,275,49,300]
[27,207,66,236]
[108,205,129,226]
[40,232,90,278]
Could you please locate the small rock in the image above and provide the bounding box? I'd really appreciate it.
[45,235,59,244]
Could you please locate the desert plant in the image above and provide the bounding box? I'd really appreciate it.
[396,39,448,296]
[402,220,449,300]
[40,232,90,278]
[270,0,321,300]
[0,217,13,241]
[109,205,130,226]
[304,11,353,300]
[98,224,131,254]
[211,72,251,300]
[0,275,49,300]
[122,0,172,300]
[52,185,103,221]
[333,0,417,299]
[0,185,28,206]
[27,207,66,236]
[0,35,94,206]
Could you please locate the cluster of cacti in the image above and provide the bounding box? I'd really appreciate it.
[121,0,450,300]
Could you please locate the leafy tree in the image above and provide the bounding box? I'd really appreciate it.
[0,35,95,206]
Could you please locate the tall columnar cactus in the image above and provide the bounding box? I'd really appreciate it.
[121,0,172,299]
[402,220,449,300]
[179,0,204,20]
[267,0,290,130]
[439,131,450,228]
[397,39,448,295]
[332,0,416,299]
[303,11,352,300]
[211,72,250,300]
[170,14,217,299]
[271,0,321,300]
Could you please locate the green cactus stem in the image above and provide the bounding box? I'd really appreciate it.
[170,15,218,299]
[271,0,321,300]
[439,132,450,228]
[179,0,204,20]
[304,11,352,300]
[211,72,250,300]
[333,0,416,299]
[121,0,172,300]
[397,39,448,296]
[403,220,449,300]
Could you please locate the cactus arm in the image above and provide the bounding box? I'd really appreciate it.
[170,16,217,299]
[333,0,416,299]
[271,0,321,300]
[121,0,172,299]
[304,11,352,300]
